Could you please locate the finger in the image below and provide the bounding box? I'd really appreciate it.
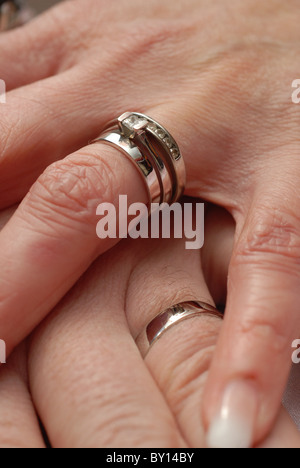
[0,103,200,356]
[123,216,300,449]
[28,248,186,448]
[0,73,173,208]
[0,68,106,208]
[204,193,300,448]
[0,140,148,354]
[125,230,224,448]
[258,409,300,449]
[0,0,101,90]
[0,7,71,90]
[0,49,223,209]
[0,344,45,448]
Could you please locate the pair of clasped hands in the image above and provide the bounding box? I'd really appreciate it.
[0,0,299,448]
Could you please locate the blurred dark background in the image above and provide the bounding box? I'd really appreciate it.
[28,0,61,13]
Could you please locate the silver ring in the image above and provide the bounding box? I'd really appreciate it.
[136,301,223,358]
[91,112,186,207]
[97,130,161,205]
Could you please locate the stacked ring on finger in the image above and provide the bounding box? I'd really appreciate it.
[91,112,186,207]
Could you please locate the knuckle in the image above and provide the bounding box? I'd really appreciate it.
[79,387,182,448]
[153,319,221,414]
[166,347,212,414]
[86,20,190,106]
[115,20,179,58]
[0,112,16,159]
[238,313,288,355]
[126,262,203,335]
[87,404,144,447]
[199,45,298,163]
[24,153,114,232]
[88,411,181,449]
[234,207,300,266]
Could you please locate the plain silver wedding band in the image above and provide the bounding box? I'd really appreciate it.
[136,301,223,358]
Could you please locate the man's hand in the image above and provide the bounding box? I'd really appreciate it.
[0,206,298,448]
[0,0,299,446]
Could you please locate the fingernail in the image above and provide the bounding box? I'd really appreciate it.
[207,380,258,449]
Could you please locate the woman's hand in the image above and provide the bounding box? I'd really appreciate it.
[0,203,298,448]
[0,0,299,446]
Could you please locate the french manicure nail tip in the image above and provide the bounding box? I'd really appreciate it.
[207,380,258,449]
[207,415,253,449]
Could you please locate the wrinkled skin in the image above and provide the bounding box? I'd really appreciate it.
[0,204,298,447]
[0,0,299,445]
